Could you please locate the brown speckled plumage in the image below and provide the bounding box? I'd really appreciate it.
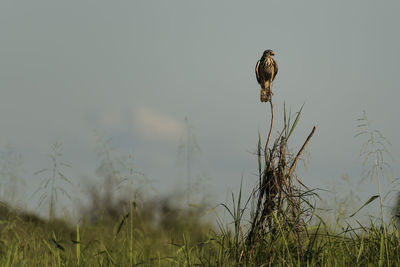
[255,50,278,102]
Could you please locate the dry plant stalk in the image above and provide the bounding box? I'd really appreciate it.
[246,100,316,249]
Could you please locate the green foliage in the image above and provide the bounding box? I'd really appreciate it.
[284,102,304,141]
[0,109,399,266]
[349,195,379,218]
[4,200,400,266]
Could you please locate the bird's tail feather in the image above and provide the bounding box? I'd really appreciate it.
[260,87,272,102]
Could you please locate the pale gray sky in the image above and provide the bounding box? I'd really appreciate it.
[1,1,399,216]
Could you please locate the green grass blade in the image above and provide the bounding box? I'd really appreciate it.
[349,195,379,218]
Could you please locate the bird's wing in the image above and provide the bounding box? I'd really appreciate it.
[255,60,261,83]
[273,59,278,80]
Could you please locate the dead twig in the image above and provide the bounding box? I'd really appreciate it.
[246,99,316,257]
[288,126,316,177]
[264,102,274,162]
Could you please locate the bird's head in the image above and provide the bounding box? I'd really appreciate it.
[263,49,275,57]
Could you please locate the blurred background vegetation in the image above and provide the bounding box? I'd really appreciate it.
[0,110,399,266]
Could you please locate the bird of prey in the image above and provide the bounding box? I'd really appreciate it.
[255,49,278,102]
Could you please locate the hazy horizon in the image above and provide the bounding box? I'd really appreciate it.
[1,1,399,219]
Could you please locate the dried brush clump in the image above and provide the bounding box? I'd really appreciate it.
[246,101,316,254]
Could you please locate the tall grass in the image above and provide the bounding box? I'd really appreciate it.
[0,110,399,265]
[32,142,72,220]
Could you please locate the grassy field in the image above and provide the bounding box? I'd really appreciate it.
[0,109,398,266]
[1,193,400,266]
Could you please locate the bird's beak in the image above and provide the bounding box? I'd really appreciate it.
[271,52,275,56]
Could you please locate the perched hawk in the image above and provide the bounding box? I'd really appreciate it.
[255,49,278,102]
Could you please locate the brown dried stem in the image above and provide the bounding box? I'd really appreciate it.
[288,126,316,177]
[264,101,274,162]
[246,99,316,254]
